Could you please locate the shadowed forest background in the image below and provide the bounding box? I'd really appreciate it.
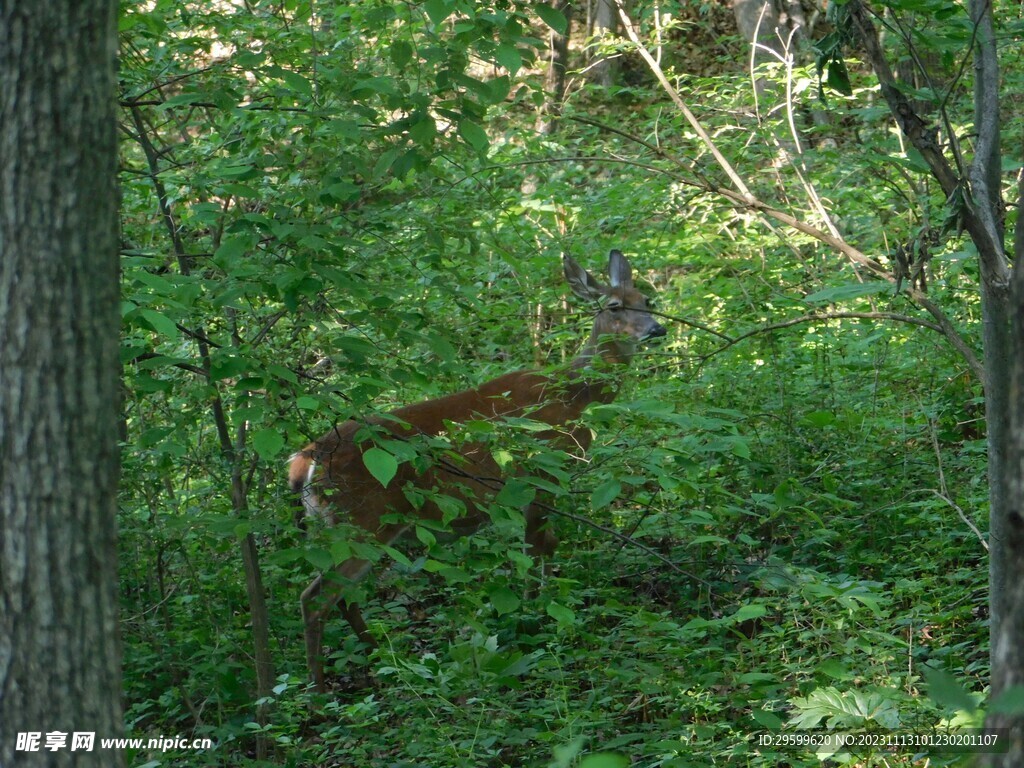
[113,0,1023,765]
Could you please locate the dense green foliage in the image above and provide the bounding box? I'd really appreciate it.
[117,0,1010,765]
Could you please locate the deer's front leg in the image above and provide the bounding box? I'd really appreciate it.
[301,556,375,691]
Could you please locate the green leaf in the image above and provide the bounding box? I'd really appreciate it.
[487,585,522,615]
[546,601,575,625]
[214,236,249,264]
[495,43,522,74]
[139,309,179,339]
[409,114,437,145]
[788,686,902,730]
[751,709,785,729]
[427,331,457,361]
[730,437,751,459]
[802,409,836,427]
[252,429,285,460]
[381,545,413,568]
[216,163,255,179]
[731,603,767,622]
[266,363,298,384]
[296,396,320,412]
[391,149,420,179]
[486,75,511,104]
[536,4,568,34]
[325,119,362,139]
[437,565,472,583]
[580,755,629,768]
[924,668,978,713]
[139,427,173,448]
[329,539,353,565]
[281,70,312,97]
[553,738,586,766]
[423,0,452,25]
[496,478,536,508]
[458,119,489,153]
[738,671,778,685]
[220,182,258,198]
[415,525,437,547]
[304,548,334,571]
[827,58,853,96]
[363,446,398,488]
[688,534,730,546]
[816,659,851,680]
[422,558,449,573]
[131,270,177,297]
[209,353,249,380]
[390,40,413,68]
[591,479,621,510]
[352,76,397,98]
[773,479,800,508]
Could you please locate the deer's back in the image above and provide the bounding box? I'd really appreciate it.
[290,368,595,533]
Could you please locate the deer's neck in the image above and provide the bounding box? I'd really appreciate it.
[562,331,636,406]
[573,329,637,368]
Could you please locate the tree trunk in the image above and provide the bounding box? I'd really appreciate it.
[732,0,783,59]
[236,489,273,761]
[0,2,124,767]
[731,0,817,122]
[991,254,1024,761]
[969,0,1024,758]
[995,65,1024,765]
[590,0,618,86]
[730,0,810,148]
[536,0,574,135]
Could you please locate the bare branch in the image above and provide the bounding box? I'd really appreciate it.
[699,311,944,364]
[926,418,988,551]
[846,0,1008,289]
[615,0,755,202]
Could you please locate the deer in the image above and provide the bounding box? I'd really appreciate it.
[289,250,666,691]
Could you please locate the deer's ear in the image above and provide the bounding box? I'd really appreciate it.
[563,254,608,301]
[607,249,633,289]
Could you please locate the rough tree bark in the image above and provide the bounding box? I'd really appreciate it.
[536,0,574,135]
[591,0,619,86]
[997,223,1024,760]
[732,0,783,58]
[0,1,124,767]
[974,0,1024,751]
[731,0,813,141]
[999,188,1024,762]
